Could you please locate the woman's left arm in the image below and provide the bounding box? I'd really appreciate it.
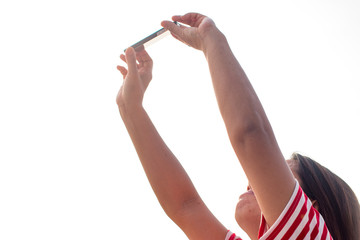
[162,13,296,226]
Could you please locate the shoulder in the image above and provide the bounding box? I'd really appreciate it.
[258,181,333,239]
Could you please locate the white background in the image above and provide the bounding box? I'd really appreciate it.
[0,0,359,239]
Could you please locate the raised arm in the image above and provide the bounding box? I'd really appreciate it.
[162,13,296,226]
[117,48,227,239]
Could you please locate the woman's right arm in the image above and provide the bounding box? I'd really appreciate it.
[162,13,296,226]
[117,48,227,240]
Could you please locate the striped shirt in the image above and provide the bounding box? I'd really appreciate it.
[226,181,333,240]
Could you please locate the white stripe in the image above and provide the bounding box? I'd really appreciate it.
[276,191,307,239]
[259,181,300,239]
[325,230,331,240]
[310,213,324,240]
[257,180,332,240]
[224,231,241,240]
[290,198,313,239]
[225,231,232,240]
[306,209,318,239]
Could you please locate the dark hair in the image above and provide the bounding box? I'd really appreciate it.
[291,153,360,240]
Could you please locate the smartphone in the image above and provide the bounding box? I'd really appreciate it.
[124,21,179,52]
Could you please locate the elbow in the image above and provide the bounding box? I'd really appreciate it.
[228,114,271,146]
[166,196,205,226]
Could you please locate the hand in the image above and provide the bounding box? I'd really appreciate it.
[116,47,153,111]
[161,13,219,51]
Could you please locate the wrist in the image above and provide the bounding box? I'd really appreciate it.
[202,28,228,57]
[118,103,145,121]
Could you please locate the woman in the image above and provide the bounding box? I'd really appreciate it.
[116,13,360,240]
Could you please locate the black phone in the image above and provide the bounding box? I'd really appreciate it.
[124,22,179,52]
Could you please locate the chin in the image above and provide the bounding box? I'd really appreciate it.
[235,191,262,234]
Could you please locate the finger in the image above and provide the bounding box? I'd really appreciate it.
[117,65,128,79]
[173,13,206,27]
[170,32,188,46]
[125,47,138,74]
[161,20,184,37]
[120,54,126,63]
[171,15,183,22]
[134,45,145,53]
[136,49,153,68]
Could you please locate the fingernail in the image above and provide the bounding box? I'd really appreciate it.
[126,47,134,55]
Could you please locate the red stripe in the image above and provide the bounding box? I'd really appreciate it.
[282,194,308,239]
[226,231,242,240]
[296,203,315,239]
[229,233,236,240]
[320,223,328,240]
[310,210,320,239]
[258,215,267,238]
[266,185,303,240]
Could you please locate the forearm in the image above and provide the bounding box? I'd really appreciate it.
[119,106,200,218]
[203,31,273,141]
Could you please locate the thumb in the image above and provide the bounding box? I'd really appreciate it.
[125,47,138,74]
[161,21,182,37]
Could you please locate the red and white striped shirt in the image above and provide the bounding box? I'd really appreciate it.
[226,181,333,240]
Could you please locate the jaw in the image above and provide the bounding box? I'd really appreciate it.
[235,194,262,239]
